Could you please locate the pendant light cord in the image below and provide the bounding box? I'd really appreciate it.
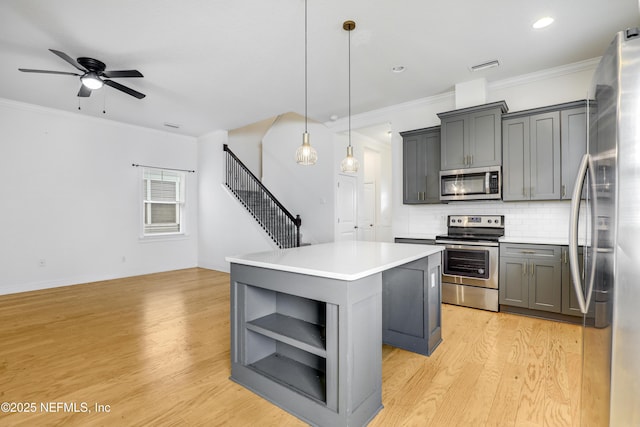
[348,25,351,148]
[304,0,308,134]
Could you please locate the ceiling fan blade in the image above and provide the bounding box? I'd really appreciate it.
[77,85,92,97]
[102,70,143,78]
[49,49,86,71]
[19,68,82,76]
[103,79,146,99]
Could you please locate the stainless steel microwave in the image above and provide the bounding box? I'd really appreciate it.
[439,166,501,201]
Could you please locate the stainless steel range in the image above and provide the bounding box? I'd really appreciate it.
[435,215,504,312]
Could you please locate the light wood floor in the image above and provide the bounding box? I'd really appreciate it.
[0,268,582,426]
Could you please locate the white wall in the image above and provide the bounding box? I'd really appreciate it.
[197,130,274,273]
[0,58,600,295]
[0,99,199,295]
[261,112,335,244]
[326,60,599,242]
[227,116,277,178]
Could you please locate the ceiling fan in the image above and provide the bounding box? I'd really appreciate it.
[19,49,146,99]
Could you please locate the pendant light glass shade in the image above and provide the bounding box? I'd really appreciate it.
[296,131,318,165]
[340,20,358,173]
[295,0,317,165]
[340,145,359,173]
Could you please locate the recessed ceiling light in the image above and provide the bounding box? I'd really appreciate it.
[392,66,405,73]
[533,16,554,29]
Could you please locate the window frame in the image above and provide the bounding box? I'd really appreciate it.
[140,167,187,238]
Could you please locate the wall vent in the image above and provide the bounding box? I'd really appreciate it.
[470,60,500,72]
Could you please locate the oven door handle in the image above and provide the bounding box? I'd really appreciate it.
[435,239,499,248]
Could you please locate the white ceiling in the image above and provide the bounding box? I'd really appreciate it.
[0,0,637,137]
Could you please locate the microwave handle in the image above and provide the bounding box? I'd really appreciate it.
[485,172,490,194]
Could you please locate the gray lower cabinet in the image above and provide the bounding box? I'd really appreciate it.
[499,243,562,313]
[230,254,442,427]
[401,126,440,204]
[382,253,442,356]
[438,101,508,170]
[230,263,383,427]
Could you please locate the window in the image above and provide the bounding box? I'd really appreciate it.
[142,168,185,236]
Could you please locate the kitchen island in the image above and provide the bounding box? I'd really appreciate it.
[226,241,443,427]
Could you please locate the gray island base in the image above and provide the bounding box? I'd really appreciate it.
[227,241,443,427]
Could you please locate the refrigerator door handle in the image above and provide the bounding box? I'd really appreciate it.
[568,153,598,314]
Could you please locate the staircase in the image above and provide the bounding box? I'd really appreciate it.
[223,144,301,248]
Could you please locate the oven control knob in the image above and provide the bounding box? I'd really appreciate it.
[457,219,462,223]
[478,269,485,274]
[487,219,492,224]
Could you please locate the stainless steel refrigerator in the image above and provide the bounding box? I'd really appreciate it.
[569,28,640,426]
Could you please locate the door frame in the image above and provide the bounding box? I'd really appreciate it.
[335,173,358,241]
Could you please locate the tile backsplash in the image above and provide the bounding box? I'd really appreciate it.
[394,200,586,241]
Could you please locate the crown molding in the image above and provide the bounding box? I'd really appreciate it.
[489,57,600,91]
[325,57,601,132]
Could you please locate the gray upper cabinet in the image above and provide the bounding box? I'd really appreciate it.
[503,100,588,202]
[503,111,561,200]
[438,101,508,170]
[560,106,589,199]
[401,126,440,204]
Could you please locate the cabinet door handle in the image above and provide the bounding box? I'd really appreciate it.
[563,249,568,264]
[530,262,534,276]
[523,262,527,276]
[562,184,566,198]
[470,154,473,165]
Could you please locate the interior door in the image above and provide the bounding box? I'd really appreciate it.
[360,182,375,241]
[337,174,357,241]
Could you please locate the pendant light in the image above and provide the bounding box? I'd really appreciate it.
[295,0,318,165]
[340,20,359,173]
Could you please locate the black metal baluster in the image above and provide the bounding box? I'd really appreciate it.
[223,145,301,248]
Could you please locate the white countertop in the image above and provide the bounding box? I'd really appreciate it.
[225,241,444,281]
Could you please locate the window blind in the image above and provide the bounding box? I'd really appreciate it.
[142,168,185,235]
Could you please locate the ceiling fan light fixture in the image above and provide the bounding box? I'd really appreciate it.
[81,72,103,89]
